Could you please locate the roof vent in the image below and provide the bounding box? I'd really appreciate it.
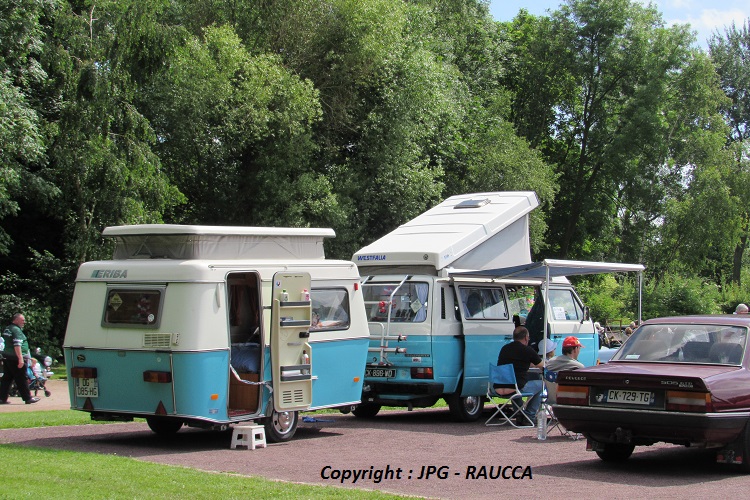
[454,198,490,209]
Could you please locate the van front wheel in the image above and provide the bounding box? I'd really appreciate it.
[447,394,484,422]
[264,410,298,443]
[352,403,381,418]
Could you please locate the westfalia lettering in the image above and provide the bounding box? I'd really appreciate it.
[90,269,128,278]
[357,255,387,261]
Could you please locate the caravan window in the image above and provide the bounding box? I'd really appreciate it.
[459,287,508,320]
[362,282,429,323]
[310,288,350,331]
[506,285,537,322]
[102,287,164,328]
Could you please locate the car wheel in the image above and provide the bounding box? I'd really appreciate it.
[146,417,183,435]
[595,443,635,462]
[352,403,381,418]
[447,394,484,422]
[264,409,298,442]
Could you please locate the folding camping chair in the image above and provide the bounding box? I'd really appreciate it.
[541,368,581,440]
[485,363,535,427]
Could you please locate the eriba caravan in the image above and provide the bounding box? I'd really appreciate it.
[352,192,641,422]
[64,225,369,441]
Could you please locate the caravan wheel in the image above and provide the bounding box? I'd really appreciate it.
[264,410,298,442]
[146,417,183,435]
[447,394,484,422]
[352,403,381,418]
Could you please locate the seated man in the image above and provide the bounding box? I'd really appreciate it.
[545,336,585,403]
[496,326,544,425]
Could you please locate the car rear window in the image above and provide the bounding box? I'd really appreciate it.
[615,323,747,365]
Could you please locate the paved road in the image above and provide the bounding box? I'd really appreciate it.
[0,379,69,412]
[0,390,748,499]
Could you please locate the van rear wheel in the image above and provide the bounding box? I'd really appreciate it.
[146,417,183,435]
[447,394,484,422]
[352,403,381,418]
[264,410,298,443]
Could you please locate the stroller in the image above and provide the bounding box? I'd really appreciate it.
[9,359,52,398]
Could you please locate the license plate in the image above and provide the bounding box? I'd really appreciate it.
[366,368,395,378]
[606,389,653,405]
[75,377,99,398]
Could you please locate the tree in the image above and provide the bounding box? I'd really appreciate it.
[709,20,750,285]
[503,0,728,267]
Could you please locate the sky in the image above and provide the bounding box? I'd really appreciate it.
[488,1,750,48]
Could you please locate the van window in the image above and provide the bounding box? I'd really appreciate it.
[102,287,164,328]
[548,289,584,321]
[362,282,429,323]
[506,285,537,322]
[310,288,350,331]
[459,287,508,320]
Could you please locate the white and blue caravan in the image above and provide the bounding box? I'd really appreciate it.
[352,192,640,421]
[64,225,369,441]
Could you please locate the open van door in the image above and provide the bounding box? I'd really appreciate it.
[451,281,514,421]
[271,272,313,412]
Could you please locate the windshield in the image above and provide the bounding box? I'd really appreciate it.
[614,323,748,365]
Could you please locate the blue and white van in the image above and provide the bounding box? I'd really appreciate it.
[352,192,643,421]
[63,225,369,441]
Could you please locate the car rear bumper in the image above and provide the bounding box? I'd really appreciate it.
[552,405,750,445]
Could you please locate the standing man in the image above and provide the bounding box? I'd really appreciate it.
[0,313,40,404]
[497,326,544,425]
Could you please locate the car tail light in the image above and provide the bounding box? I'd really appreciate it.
[143,370,173,383]
[666,390,712,412]
[71,367,97,378]
[411,367,434,379]
[556,385,589,405]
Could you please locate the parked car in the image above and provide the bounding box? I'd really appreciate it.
[553,315,750,471]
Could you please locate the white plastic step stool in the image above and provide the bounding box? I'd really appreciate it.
[230,424,267,450]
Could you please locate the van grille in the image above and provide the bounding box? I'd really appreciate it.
[143,333,172,348]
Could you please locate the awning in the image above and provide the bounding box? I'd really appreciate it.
[449,259,644,280]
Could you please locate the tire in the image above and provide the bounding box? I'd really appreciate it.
[447,394,484,422]
[730,420,750,472]
[264,410,298,443]
[595,443,635,462]
[146,417,183,435]
[351,403,381,418]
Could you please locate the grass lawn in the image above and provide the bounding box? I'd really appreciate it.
[0,407,423,499]
[0,445,406,499]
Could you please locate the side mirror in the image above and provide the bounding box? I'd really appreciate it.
[581,306,590,324]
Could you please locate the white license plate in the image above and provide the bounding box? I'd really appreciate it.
[606,389,652,405]
[75,378,99,398]
[366,368,395,378]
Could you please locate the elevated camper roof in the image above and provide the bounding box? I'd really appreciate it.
[353,192,539,271]
[102,224,335,260]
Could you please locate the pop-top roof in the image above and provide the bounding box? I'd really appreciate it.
[353,192,539,271]
[102,224,335,260]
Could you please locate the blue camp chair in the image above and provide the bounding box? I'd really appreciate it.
[485,363,535,427]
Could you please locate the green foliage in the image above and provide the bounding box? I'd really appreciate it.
[642,275,722,318]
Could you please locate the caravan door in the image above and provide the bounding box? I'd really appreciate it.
[270,272,313,411]
[455,283,515,396]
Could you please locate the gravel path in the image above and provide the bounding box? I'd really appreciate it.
[1,389,748,499]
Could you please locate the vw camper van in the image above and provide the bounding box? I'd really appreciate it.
[352,192,640,421]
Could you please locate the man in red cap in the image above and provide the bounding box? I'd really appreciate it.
[547,336,585,373]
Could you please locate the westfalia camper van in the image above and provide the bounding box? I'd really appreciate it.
[352,192,642,421]
[63,225,369,441]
